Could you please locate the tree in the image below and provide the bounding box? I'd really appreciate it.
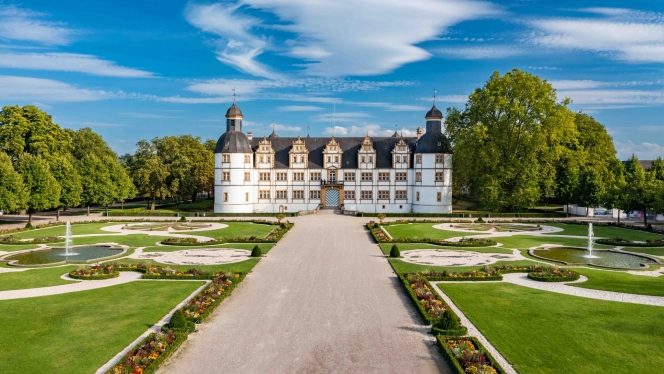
[16,153,60,223]
[77,154,113,215]
[576,168,604,216]
[555,156,580,216]
[49,156,82,220]
[0,152,27,213]
[624,155,657,226]
[131,140,170,210]
[106,157,136,211]
[446,69,577,211]
[602,160,629,224]
[0,105,72,162]
[67,127,117,161]
[650,157,664,182]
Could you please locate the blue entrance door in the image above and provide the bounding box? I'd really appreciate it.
[326,189,339,207]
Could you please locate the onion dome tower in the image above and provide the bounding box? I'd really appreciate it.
[215,102,252,154]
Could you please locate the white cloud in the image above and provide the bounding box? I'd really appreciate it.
[0,52,154,77]
[324,124,418,137]
[435,95,467,103]
[436,45,522,59]
[278,105,324,111]
[323,126,348,135]
[548,80,603,90]
[529,9,664,63]
[274,124,301,132]
[0,75,111,102]
[559,89,664,105]
[312,112,372,123]
[352,102,428,111]
[615,140,664,160]
[0,5,74,45]
[185,0,500,77]
[121,112,178,119]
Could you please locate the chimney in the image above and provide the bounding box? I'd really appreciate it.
[247,132,253,141]
[416,127,423,139]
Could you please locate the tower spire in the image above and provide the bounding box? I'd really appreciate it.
[433,88,437,106]
[232,87,236,104]
[307,123,310,137]
[333,102,336,137]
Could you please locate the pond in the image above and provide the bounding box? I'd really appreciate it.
[6,246,124,265]
[532,247,657,269]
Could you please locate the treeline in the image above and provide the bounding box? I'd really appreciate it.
[0,105,135,222]
[447,69,662,225]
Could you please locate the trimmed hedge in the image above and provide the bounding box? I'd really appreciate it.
[107,329,189,374]
[427,275,503,282]
[528,272,580,282]
[189,273,245,323]
[438,239,497,247]
[595,238,664,247]
[108,211,298,217]
[397,273,443,324]
[142,274,219,281]
[68,271,119,280]
[359,212,567,218]
[436,336,507,374]
[431,325,468,337]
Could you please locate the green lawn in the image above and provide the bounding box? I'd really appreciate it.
[383,223,465,240]
[378,243,512,255]
[3,222,116,239]
[0,266,77,291]
[0,280,204,374]
[621,247,664,256]
[143,243,275,253]
[0,244,45,252]
[439,282,664,374]
[495,236,614,250]
[70,234,166,247]
[543,223,664,241]
[570,267,664,296]
[193,222,276,239]
[389,258,539,274]
[109,257,262,274]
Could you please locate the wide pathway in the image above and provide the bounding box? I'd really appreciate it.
[159,212,448,374]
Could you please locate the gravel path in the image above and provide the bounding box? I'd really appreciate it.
[158,212,449,374]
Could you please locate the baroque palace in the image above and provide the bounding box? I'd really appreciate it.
[214,102,453,214]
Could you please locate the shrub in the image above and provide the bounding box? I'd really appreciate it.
[168,310,188,330]
[24,222,33,229]
[436,309,461,330]
[179,215,187,222]
[475,217,484,223]
[377,213,386,223]
[390,245,400,258]
[251,245,262,257]
[647,223,653,231]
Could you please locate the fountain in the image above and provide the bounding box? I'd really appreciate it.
[61,221,78,256]
[583,223,599,258]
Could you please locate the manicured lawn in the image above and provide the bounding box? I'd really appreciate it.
[570,267,664,296]
[382,223,465,240]
[621,247,664,256]
[193,222,276,239]
[143,243,275,253]
[71,234,166,247]
[0,280,204,374]
[0,266,77,291]
[543,223,664,241]
[3,222,116,239]
[109,257,262,274]
[378,243,512,255]
[0,244,45,252]
[496,236,613,250]
[439,282,664,374]
[389,258,539,274]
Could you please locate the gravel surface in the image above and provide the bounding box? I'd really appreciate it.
[158,211,449,374]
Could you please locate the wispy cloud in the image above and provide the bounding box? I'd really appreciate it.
[615,140,664,160]
[120,112,178,119]
[436,45,522,59]
[0,5,74,45]
[313,111,371,123]
[0,75,111,102]
[274,123,301,132]
[323,124,417,137]
[278,105,324,112]
[0,52,154,77]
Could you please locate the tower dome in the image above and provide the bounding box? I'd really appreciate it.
[225,103,243,118]
[425,104,443,120]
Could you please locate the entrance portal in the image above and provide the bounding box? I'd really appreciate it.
[325,189,339,207]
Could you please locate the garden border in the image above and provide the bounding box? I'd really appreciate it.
[436,336,508,374]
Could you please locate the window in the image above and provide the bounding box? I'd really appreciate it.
[276,172,287,181]
[395,190,407,200]
[361,156,366,163]
[222,154,230,163]
[245,192,249,202]
[223,192,228,202]
[293,190,304,199]
[368,156,373,163]
[435,172,444,182]
[267,156,271,163]
[244,172,250,182]
[344,190,355,200]
[310,190,321,199]
[437,192,442,202]
[293,172,304,181]
[361,190,373,200]
[260,156,265,163]
[416,192,420,201]
[222,172,230,181]
[344,172,356,182]
[361,172,373,181]
[259,190,270,199]
[416,172,422,182]
[436,154,444,163]
[395,156,400,163]
[327,156,331,163]
[276,190,287,199]
[416,154,422,164]
[260,172,271,181]
[378,190,389,200]
[334,156,339,163]
[310,172,321,181]
[244,155,251,163]
[378,172,390,181]
[395,172,407,182]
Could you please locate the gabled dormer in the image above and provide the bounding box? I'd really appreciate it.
[289,135,309,168]
[322,137,342,169]
[255,135,275,169]
[391,138,411,169]
[358,133,376,169]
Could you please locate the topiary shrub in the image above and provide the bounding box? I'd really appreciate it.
[390,245,400,258]
[436,309,462,331]
[475,217,484,223]
[647,223,653,231]
[179,216,187,222]
[168,310,188,330]
[24,222,33,229]
[251,245,262,257]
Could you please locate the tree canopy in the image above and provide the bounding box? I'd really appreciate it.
[0,152,26,213]
[16,153,61,222]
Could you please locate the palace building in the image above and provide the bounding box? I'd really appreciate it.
[214,102,453,214]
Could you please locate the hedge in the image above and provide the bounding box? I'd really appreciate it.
[431,325,468,337]
[527,272,580,282]
[141,274,220,281]
[68,271,120,280]
[438,239,497,247]
[595,238,664,247]
[426,275,503,282]
[107,329,189,374]
[159,240,225,246]
[107,211,298,217]
[436,336,507,374]
[359,212,566,218]
[397,273,442,324]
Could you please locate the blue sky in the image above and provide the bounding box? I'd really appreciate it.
[1,0,663,159]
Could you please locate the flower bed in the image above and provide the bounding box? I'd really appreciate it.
[527,266,579,282]
[110,262,148,273]
[0,235,63,245]
[106,329,187,374]
[69,264,119,280]
[438,336,506,374]
[420,269,502,282]
[182,272,242,322]
[439,238,497,247]
[142,266,214,280]
[399,273,450,323]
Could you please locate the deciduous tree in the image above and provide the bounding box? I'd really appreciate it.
[49,156,82,220]
[77,154,113,215]
[0,152,26,214]
[131,140,170,210]
[17,153,60,223]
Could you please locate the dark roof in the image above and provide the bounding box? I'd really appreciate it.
[622,160,654,170]
[425,104,443,119]
[391,131,400,137]
[414,131,453,154]
[268,130,278,139]
[215,131,252,153]
[225,103,243,118]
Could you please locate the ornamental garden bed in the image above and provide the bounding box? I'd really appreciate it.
[595,238,664,247]
[160,237,223,246]
[69,264,119,280]
[419,269,503,282]
[106,328,187,374]
[439,238,497,247]
[437,336,507,374]
[0,235,62,245]
[527,267,579,282]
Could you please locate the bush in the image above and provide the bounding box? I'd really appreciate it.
[647,223,653,231]
[179,215,187,222]
[475,217,484,223]
[24,222,33,229]
[251,245,262,257]
[390,245,400,258]
[436,309,461,330]
[168,310,188,330]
